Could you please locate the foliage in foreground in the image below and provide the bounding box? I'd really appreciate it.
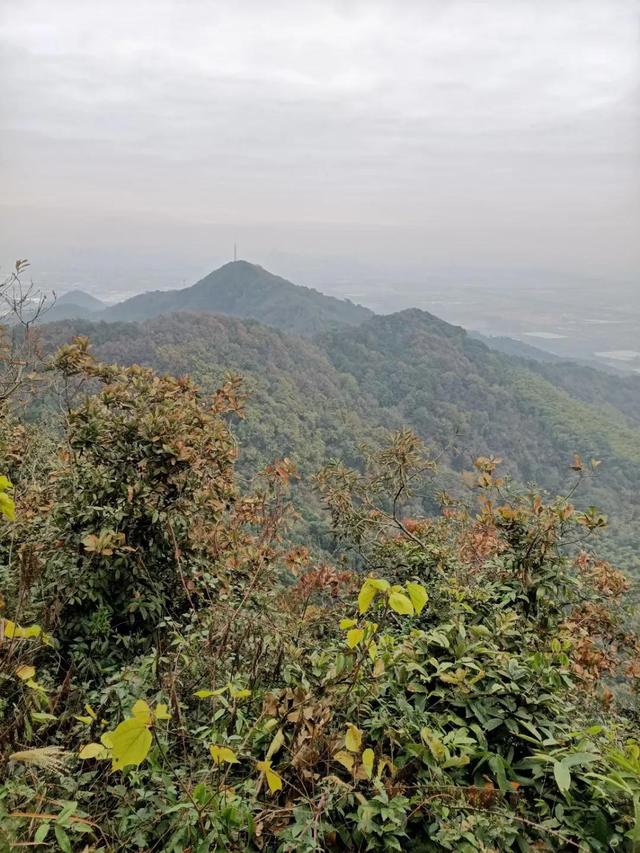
[1,340,639,852]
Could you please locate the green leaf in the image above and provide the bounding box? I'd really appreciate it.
[54,825,71,853]
[554,759,572,794]
[388,591,414,615]
[34,823,50,843]
[55,802,77,826]
[561,751,598,769]
[110,717,152,771]
[32,712,58,723]
[405,582,428,614]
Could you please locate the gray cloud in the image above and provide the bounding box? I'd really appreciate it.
[0,0,638,291]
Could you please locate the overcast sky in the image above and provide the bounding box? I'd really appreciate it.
[0,0,638,294]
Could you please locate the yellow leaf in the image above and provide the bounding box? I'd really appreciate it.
[362,748,375,779]
[100,732,114,749]
[346,628,364,648]
[131,700,152,724]
[209,744,238,765]
[25,679,47,693]
[420,728,447,761]
[368,640,378,661]
[339,618,357,629]
[154,703,170,720]
[439,667,468,685]
[110,717,152,771]
[368,578,390,592]
[256,759,283,793]
[388,591,414,615]
[228,685,251,700]
[372,658,385,678]
[345,724,362,753]
[16,665,35,681]
[76,701,98,724]
[194,688,225,699]
[0,491,15,521]
[3,620,42,640]
[266,728,285,760]
[334,750,355,772]
[405,582,428,614]
[79,742,110,760]
[358,581,377,614]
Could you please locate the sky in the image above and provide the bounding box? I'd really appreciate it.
[0,0,638,297]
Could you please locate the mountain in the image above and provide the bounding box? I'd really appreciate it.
[100,260,373,335]
[42,289,106,322]
[39,303,640,577]
[57,290,106,310]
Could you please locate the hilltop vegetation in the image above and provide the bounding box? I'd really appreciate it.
[1,337,639,851]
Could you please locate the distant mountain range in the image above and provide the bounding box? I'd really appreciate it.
[38,260,640,579]
[50,261,597,368]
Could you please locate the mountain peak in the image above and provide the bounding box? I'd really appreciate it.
[101,261,373,335]
[57,289,105,310]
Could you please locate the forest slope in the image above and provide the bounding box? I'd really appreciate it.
[40,307,640,574]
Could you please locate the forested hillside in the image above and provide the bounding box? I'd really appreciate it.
[39,300,640,576]
[2,335,639,851]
